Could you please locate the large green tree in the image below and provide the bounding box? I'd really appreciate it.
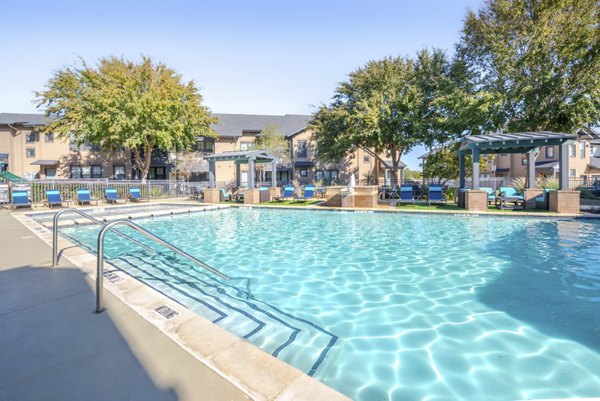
[36,56,217,179]
[458,0,600,132]
[310,49,462,186]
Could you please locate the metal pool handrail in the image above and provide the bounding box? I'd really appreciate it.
[95,219,229,313]
[52,208,155,266]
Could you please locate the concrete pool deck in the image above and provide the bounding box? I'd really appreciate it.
[0,209,251,401]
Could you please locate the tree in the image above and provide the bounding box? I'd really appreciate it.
[36,56,217,180]
[310,50,460,186]
[255,124,289,164]
[422,143,491,184]
[457,0,600,132]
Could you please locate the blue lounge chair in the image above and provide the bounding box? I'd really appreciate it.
[427,185,446,205]
[295,185,315,202]
[10,190,31,209]
[396,185,415,205]
[498,187,524,209]
[479,187,497,205]
[220,188,231,202]
[129,187,148,202]
[45,189,67,208]
[76,188,100,206]
[275,186,295,201]
[105,188,126,204]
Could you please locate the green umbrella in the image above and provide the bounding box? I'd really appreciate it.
[0,170,25,182]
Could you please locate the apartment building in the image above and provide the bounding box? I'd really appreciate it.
[486,127,600,183]
[1,112,405,186]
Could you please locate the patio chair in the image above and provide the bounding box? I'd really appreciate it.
[105,188,126,204]
[76,188,100,206]
[395,185,415,205]
[129,187,149,202]
[274,186,295,201]
[45,189,68,208]
[498,187,524,209]
[10,190,31,209]
[535,188,555,210]
[220,188,231,202]
[295,185,315,202]
[479,187,497,205]
[427,185,446,205]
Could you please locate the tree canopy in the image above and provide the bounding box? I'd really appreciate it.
[36,56,217,179]
[309,49,464,186]
[255,124,290,165]
[457,0,600,132]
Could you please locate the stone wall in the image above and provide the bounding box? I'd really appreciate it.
[352,186,378,208]
[465,190,488,212]
[548,190,580,214]
[204,188,220,203]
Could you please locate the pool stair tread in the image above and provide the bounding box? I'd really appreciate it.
[110,251,338,376]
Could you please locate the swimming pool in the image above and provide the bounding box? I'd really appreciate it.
[60,208,600,401]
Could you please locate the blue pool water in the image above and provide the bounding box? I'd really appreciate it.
[60,208,600,401]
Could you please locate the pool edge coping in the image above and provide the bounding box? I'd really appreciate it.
[12,209,352,401]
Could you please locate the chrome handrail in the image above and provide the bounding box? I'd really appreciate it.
[96,219,229,313]
[52,208,155,266]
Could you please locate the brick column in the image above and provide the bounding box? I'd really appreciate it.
[244,188,261,205]
[203,188,221,203]
[523,189,543,209]
[323,186,345,207]
[548,190,580,214]
[352,186,378,208]
[465,190,488,212]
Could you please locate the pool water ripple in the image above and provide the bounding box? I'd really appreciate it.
[59,208,600,401]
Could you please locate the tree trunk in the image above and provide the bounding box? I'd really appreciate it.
[140,147,153,182]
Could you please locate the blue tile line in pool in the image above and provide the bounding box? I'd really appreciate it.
[114,253,338,376]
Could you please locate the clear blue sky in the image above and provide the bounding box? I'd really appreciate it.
[0,0,483,169]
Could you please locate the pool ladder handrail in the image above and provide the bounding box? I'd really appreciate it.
[95,220,229,313]
[52,207,156,266]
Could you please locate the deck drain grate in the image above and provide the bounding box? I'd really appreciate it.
[155,305,179,319]
[103,271,124,284]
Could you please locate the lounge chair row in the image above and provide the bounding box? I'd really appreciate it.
[219,186,317,203]
[10,187,149,209]
[395,185,446,205]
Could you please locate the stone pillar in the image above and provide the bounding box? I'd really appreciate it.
[204,188,220,203]
[465,190,487,212]
[471,148,480,190]
[244,188,261,205]
[248,158,255,189]
[548,190,580,214]
[323,186,345,207]
[523,188,543,209]
[559,142,570,190]
[352,186,378,208]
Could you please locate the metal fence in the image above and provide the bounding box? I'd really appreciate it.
[8,179,209,204]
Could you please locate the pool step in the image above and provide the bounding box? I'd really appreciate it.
[109,252,338,376]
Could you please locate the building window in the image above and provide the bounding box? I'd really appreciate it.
[26,148,36,158]
[45,133,54,143]
[240,142,253,151]
[363,155,370,163]
[148,166,166,180]
[44,168,57,178]
[545,146,554,158]
[317,169,339,182]
[113,165,125,180]
[569,144,576,158]
[195,138,215,154]
[70,165,102,179]
[25,132,37,143]
[300,168,308,177]
[580,141,586,159]
[569,169,576,177]
[296,140,308,158]
[521,158,528,166]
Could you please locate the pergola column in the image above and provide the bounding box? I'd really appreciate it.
[208,160,216,188]
[248,157,255,189]
[235,162,241,187]
[471,148,480,189]
[527,151,536,189]
[558,142,570,190]
[459,153,466,189]
[271,161,277,187]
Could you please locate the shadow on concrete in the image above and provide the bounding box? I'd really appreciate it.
[476,220,600,353]
[0,265,177,401]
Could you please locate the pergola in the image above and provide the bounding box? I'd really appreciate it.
[457,132,577,190]
[203,150,278,189]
